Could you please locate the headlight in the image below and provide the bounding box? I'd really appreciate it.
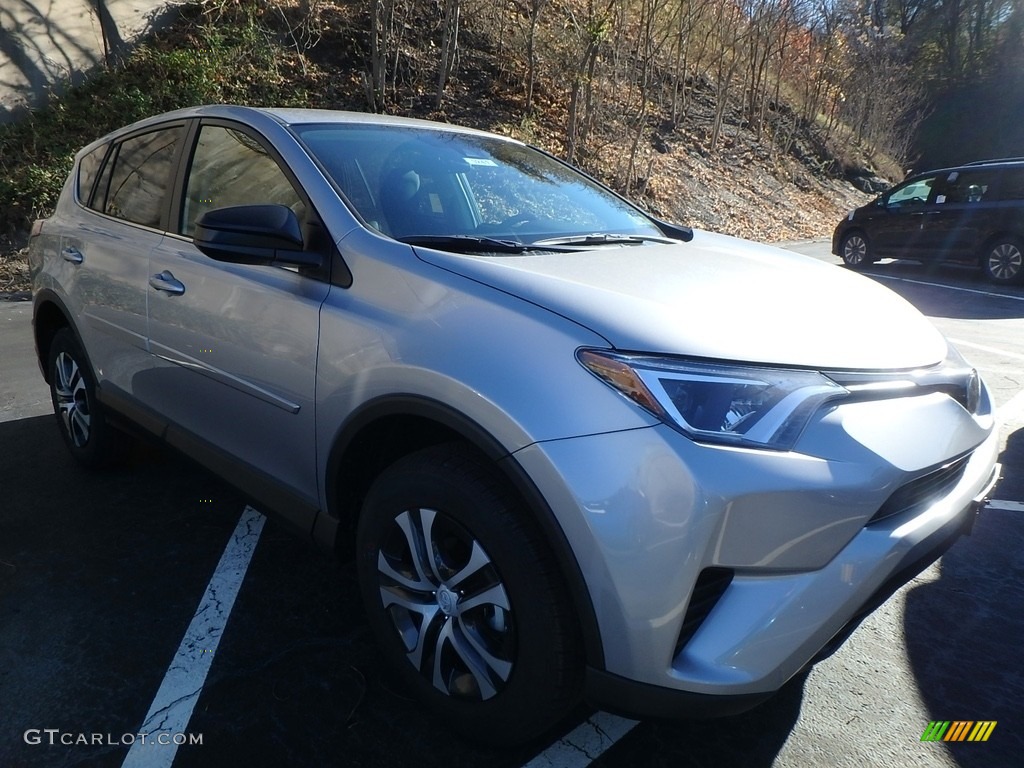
[578,349,848,451]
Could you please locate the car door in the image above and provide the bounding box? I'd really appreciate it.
[870,175,939,257]
[60,125,187,397]
[925,169,999,262]
[143,121,330,525]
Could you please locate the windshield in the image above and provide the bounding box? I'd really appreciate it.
[292,124,663,248]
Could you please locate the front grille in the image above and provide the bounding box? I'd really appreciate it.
[868,455,971,525]
[674,567,733,657]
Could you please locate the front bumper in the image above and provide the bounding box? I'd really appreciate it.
[584,459,999,720]
[513,392,999,717]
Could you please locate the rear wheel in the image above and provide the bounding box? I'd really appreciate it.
[356,443,582,746]
[48,328,125,468]
[982,238,1024,285]
[839,231,871,269]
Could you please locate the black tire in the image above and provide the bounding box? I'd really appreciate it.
[47,328,125,468]
[981,238,1024,285]
[839,231,871,269]
[356,443,582,746]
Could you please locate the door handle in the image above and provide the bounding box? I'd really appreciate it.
[61,247,84,264]
[149,270,186,296]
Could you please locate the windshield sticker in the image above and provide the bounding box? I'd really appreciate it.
[463,157,498,166]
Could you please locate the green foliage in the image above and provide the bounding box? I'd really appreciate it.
[0,1,310,235]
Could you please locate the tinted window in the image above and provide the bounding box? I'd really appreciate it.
[996,169,1024,201]
[937,170,995,204]
[76,144,107,205]
[103,127,184,227]
[180,125,304,236]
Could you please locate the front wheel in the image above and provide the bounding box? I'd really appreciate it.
[839,231,871,269]
[982,238,1024,285]
[356,443,582,746]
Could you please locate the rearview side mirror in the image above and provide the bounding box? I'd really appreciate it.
[193,204,323,268]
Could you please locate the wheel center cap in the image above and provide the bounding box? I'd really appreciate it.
[436,586,459,616]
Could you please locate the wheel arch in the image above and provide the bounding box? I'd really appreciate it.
[978,232,1024,283]
[977,231,1023,261]
[321,394,606,668]
[32,290,79,384]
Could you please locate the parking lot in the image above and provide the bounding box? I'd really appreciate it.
[2,242,1022,768]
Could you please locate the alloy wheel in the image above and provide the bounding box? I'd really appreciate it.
[376,506,515,700]
[986,242,1023,283]
[842,233,868,267]
[54,351,91,448]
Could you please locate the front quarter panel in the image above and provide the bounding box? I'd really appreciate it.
[314,227,660,508]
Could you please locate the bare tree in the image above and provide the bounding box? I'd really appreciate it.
[516,0,549,113]
[435,0,461,108]
[565,0,614,162]
[707,1,749,149]
[367,0,409,112]
[839,13,926,162]
[666,0,715,126]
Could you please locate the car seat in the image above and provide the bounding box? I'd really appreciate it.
[380,166,444,238]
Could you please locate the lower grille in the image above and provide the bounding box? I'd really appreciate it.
[868,455,971,525]
[674,567,734,657]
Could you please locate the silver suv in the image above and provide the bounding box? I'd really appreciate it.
[29,106,1000,745]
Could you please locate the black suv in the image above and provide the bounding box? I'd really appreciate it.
[833,158,1024,284]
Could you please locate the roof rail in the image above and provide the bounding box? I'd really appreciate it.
[963,157,1024,166]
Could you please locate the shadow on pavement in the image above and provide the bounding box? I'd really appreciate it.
[580,674,806,767]
[858,260,1024,321]
[0,413,248,767]
[901,427,1024,767]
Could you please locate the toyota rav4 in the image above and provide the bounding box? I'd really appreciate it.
[29,105,1000,745]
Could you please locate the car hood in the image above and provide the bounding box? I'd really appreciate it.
[414,230,948,370]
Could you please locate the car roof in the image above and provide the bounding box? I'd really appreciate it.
[258,107,496,134]
[962,157,1024,167]
[906,158,1024,180]
[75,104,508,160]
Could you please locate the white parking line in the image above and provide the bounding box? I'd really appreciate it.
[871,273,1024,301]
[986,500,1024,512]
[947,337,1024,363]
[121,506,265,768]
[521,713,639,768]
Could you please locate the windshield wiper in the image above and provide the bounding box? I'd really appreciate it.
[398,235,573,254]
[531,233,678,246]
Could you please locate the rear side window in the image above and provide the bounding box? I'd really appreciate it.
[99,126,185,228]
[996,169,1024,201]
[937,170,996,204]
[76,144,107,205]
